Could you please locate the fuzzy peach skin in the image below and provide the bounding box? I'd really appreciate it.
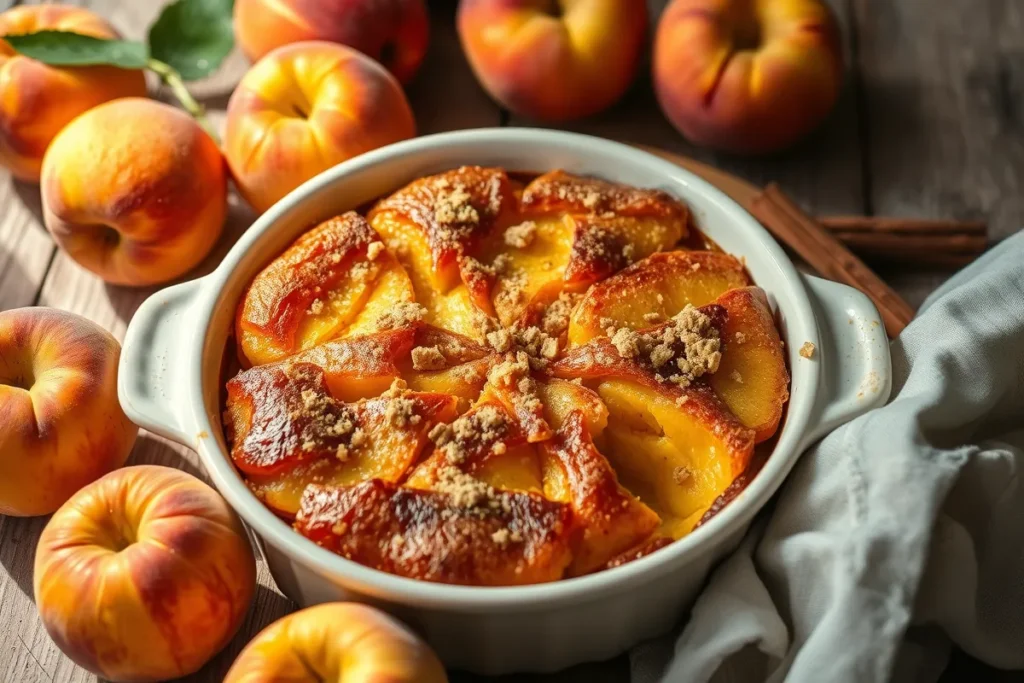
[41,98,227,286]
[224,603,448,683]
[0,5,147,182]
[653,0,843,154]
[35,465,256,682]
[0,307,137,516]
[234,0,430,84]
[457,0,646,121]
[225,41,416,214]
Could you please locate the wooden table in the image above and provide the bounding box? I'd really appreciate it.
[1,0,1021,681]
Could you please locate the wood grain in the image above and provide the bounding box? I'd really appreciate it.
[853,0,1024,307]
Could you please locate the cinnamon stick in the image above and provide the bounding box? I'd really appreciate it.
[750,184,915,338]
[820,217,986,267]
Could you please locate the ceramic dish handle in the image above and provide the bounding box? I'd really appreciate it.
[118,279,203,445]
[798,274,893,448]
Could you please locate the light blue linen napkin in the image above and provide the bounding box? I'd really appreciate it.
[632,230,1024,683]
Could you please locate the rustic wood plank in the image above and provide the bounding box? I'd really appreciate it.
[854,0,1024,308]
[0,179,52,310]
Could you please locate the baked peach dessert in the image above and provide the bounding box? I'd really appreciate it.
[223,167,790,586]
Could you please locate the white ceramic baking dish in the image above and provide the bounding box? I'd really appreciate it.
[118,129,892,675]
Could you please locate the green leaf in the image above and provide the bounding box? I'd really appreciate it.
[4,31,149,69]
[148,0,235,81]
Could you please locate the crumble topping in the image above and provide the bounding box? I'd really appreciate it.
[436,183,479,225]
[308,298,324,315]
[541,291,580,337]
[504,220,537,248]
[800,341,816,359]
[375,302,426,330]
[411,345,447,371]
[428,405,508,465]
[381,379,422,429]
[734,332,746,344]
[730,370,743,384]
[607,305,722,388]
[366,241,385,261]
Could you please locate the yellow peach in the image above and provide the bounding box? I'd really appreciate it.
[35,465,256,682]
[41,98,227,286]
[225,41,416,214]
[234,0,430,84]
[653,0,843,154]
[0,307,137,516]
[0,5,148,182]
[457,0,647,121]
[224,603,448,683]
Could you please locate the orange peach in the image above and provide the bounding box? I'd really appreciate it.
[41,98,227,286]
[0,307,137,517]
[225,41,416,214]
[35,465,256,682]
[0,5,148,182]
[457,0,647,121]
[234,0,430,84]
[225,603,448,683]
[653,0,843,154]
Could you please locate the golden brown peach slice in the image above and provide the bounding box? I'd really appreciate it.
[405,398,543,494]
[243,385,458,519]
[595,378,754,537]
[225,362,458,483]
[542,411,660,576]
[295,480,575,585]
[368,166,516,294]
[236,212,413,366]
[286,323,494,403]
[538,377,609,437]
[709,287,789,442]
[568,251,751,345]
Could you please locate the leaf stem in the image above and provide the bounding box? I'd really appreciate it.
[147,58,218,142]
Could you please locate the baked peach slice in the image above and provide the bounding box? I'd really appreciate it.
[236,212,413,366]
[569,250,751,345]
[709,287,790,442]
[224,363,458,518]
[405,397,544,494]
[295,480,575,586]
[285,323,495,404]
[542,411,660,576]
[369,166,516,336]
[550,331,755,538]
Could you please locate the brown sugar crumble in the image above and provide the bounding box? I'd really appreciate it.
[799,341,816,359]
[504,220,537,248]
[435,183,480,226]
[734,332,746,344]
[308,298,325,315]
[607,305,722,388]
[375,302,426,330]
[381,379,422,429]
[366,241,385,261]
[541,291,580,337]
[428,404,508,465]
[411,345,447,371]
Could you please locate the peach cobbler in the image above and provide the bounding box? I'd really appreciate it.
[223,167,789,586]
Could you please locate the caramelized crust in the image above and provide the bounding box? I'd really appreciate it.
[236,212,390,365]
[224,168,792,586]
[369,166,515,288]
[542,411,659,575]
[521,170,689,221]
[295,480,576,586]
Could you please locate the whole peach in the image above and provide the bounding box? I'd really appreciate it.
[653,0,843,154]
[225,41,416,214]
[457,0,646,121]
[224,603,448,683]
[234,0,430,84]
[0,5,148,182]
[41,98,227,286]
[35,465,257,682]
[0,307,137,516]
